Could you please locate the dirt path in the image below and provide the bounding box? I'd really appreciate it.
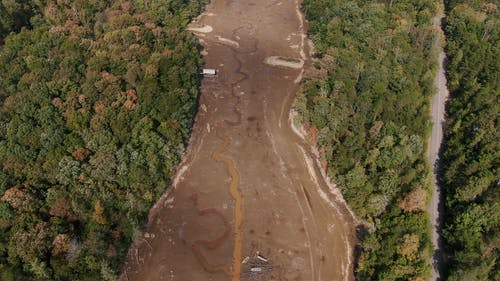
[428,10,449,281]
[119,0,356,280]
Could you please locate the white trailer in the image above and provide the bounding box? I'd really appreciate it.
[201,68,217,77]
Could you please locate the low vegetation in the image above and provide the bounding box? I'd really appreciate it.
[0,0,204,280]
[297,0,440,279]
[441,0,499,280]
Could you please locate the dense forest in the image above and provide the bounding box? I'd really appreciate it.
[441,0,499,280]
[0,0,204,280]
[0,0,40,41]
[297,0,440,280]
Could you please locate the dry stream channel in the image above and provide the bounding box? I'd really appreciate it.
[119,0,356,280]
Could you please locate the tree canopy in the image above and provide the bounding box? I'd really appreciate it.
[297,0,440,279]
[0,0,205,280]
[441,0,499,280]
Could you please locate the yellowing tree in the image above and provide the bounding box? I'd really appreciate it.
[92,200,107,225]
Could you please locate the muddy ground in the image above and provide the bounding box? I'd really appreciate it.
[120,0,356,280]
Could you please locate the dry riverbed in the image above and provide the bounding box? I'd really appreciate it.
[119,0,355,280]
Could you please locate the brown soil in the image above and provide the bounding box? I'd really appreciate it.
[119,0,356,280]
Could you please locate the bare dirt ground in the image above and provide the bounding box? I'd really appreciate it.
[119,0,356,280]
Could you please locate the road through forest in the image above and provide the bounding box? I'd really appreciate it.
[428,10,449,281]
[119,0,356,280]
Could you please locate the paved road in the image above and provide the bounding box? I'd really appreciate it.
[428,12,449,281]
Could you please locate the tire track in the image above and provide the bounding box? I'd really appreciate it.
[190,193,233,276]
[263,120,317,281]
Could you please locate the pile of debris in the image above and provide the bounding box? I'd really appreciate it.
[241,253,273,281]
